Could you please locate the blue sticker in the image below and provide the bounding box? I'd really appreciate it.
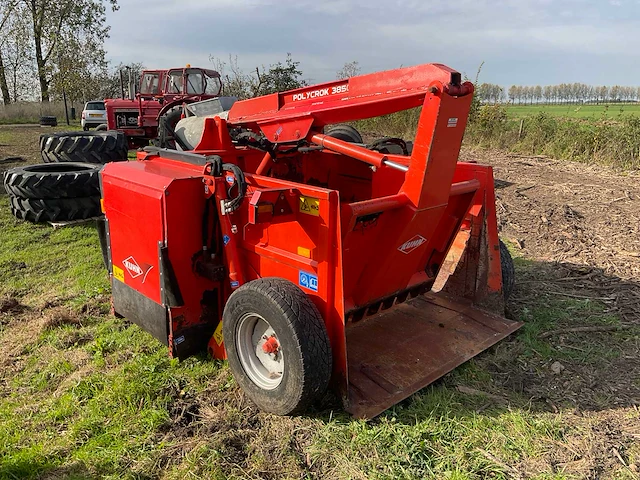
[299,271,318,292]
[226,175,234,184]
[174,335,185,345]
[230,281,239,288]
[223,235,230,246]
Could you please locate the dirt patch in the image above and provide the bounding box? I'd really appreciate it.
[41,307,82,330]
[459,149,640,407]
[150,370,321,479]
[0,125,44,165]
[519,407,640,479]
[0,294,27,314]
[462,149,640,318]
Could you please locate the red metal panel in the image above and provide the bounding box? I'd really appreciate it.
[101,164,165,305]
[345,292,522,419]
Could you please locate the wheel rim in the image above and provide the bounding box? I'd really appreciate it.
[236,313,284,390]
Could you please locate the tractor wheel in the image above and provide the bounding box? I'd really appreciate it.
[325,124,363,143]
[40,131,128,164]
[155,107,183,149]
[222,278,332,415]
[499,240,515,300]
[9,195,101,223]
[39,116,58,127]
[3,163,101,199]
[95,124,108,132]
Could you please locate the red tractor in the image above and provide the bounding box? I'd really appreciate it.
[103,66,223,149]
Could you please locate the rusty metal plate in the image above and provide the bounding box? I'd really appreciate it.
[345,292,522,419]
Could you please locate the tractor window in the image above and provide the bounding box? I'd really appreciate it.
[205,73,222,95]
[167,72,184,94]
[186,72,205,94]
[140,73,160,94]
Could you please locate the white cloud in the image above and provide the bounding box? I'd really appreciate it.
[105,0,640,86]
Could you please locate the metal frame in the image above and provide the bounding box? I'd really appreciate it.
[100,63,522,418]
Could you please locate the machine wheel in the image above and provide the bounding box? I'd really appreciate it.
[222,278,332,415]
[9,196,101,223]
[95,124,108,132]
[39,116,57,127]
[3,163,101,199]
[40,131,128,164]
[155,107,183,149]
[499,240,515,300]
[325,124,363,143]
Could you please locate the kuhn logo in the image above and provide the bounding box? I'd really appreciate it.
[122,256,154,283]
[398,235,427,254]
[123,256,143,278]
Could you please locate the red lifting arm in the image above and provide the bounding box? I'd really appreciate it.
[226,63,473,144]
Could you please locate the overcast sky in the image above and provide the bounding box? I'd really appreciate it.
[105,0,640,87]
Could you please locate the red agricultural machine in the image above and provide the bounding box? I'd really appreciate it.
[103,66,222,149]
[99,63,522,418]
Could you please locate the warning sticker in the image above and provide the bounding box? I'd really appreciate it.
[213,322,224,346]
[113,265,125,283]
[299,271,319,292]
[299,196,320,216]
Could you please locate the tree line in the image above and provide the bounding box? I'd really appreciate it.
[0,0,119,105]
[476,82,640,105]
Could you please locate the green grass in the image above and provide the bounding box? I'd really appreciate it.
[0,196,637,479]
[356,102,640,169]
[506,103,640,120]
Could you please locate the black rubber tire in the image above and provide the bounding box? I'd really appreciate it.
[9,196,101,223]
[40,131,128,164]
[155,107,183,149]
[95,124,108,132]
[325,124,363,143]
[39,116,57,127]
[222,278,332,415]
[3,163,101,199]
[499,240,515,300]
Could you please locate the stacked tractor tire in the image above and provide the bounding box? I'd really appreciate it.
[3,131,128,223]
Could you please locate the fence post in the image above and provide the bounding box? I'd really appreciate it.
[518,118,524,140]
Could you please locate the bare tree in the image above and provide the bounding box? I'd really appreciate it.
[336,60,360,80]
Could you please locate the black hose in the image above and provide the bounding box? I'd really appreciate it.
[203,155,247,213]
[222,163,247,212]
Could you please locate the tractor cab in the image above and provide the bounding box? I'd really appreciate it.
[163,67,222,100]
[139,70,166,97]
[105,66,223,149]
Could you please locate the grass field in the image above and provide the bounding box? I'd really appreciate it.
[0,127,639,479]
[0,207,588,479]
[505,103,640,120]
